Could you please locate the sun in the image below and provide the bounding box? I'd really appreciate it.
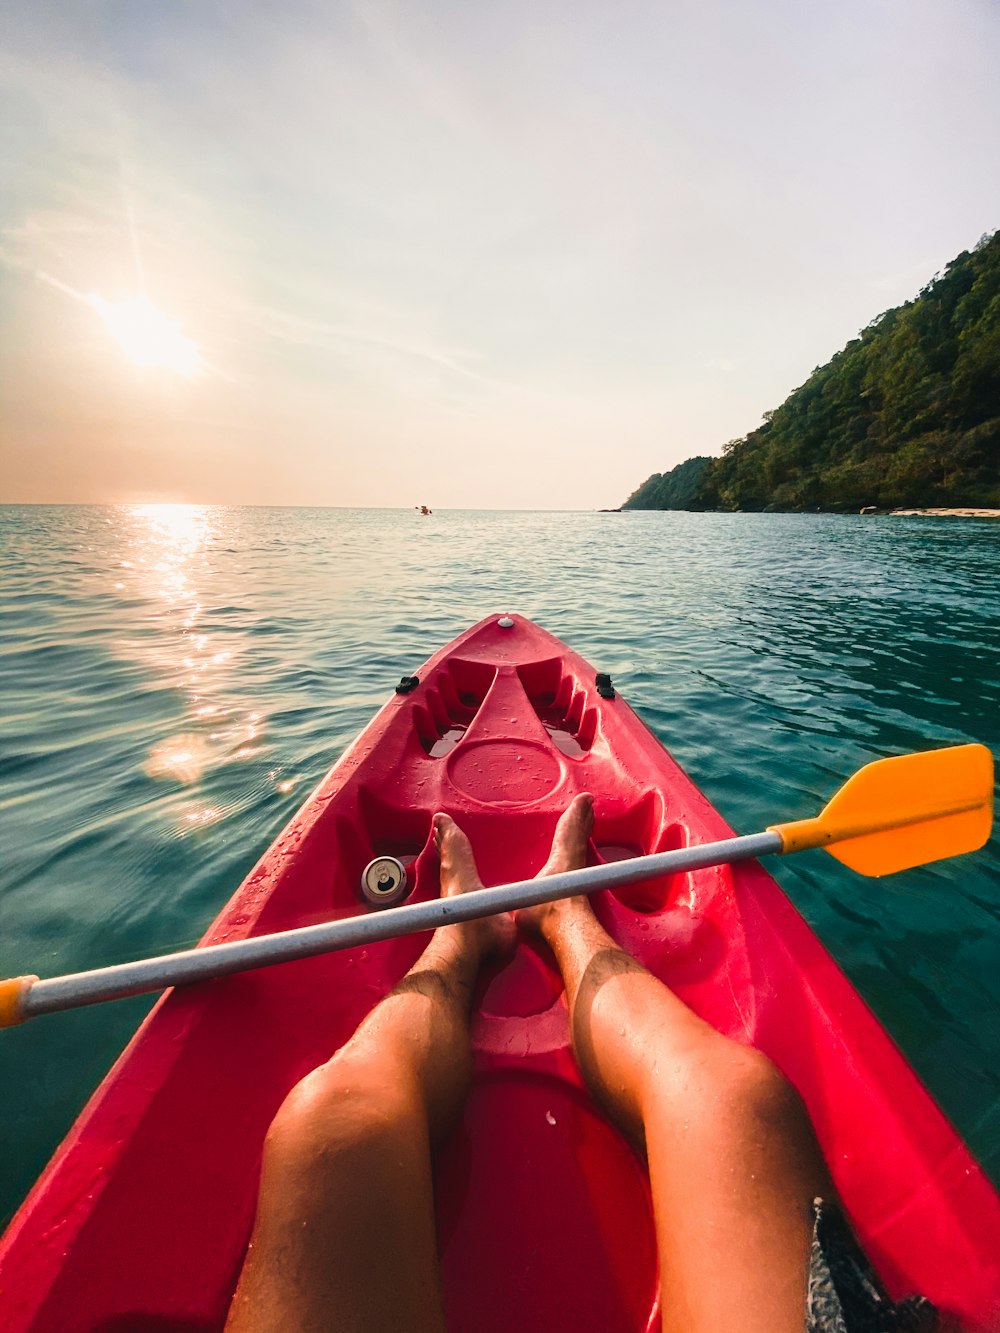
[88,293,201,375]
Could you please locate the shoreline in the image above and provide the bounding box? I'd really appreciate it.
[885,507,1000,519]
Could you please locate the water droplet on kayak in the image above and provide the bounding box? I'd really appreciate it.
[546,1110,556,1126]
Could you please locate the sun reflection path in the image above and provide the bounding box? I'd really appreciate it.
[115,505,294,824]
[145,734,212,784]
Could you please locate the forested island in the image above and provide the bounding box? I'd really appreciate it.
[623,231,1000,512]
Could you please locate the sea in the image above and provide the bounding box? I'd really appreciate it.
[1,504,998,1223]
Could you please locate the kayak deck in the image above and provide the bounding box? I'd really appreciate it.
[1,614,998,1331]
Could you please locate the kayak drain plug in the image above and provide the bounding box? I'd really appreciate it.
[361,857,410,908]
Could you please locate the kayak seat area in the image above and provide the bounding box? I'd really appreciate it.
[435,1072,660,1333]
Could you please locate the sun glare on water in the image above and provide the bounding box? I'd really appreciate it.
[88,293,200,375]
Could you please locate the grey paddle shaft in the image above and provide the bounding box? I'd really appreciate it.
[20,831,782,1020]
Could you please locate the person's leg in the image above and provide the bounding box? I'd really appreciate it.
[521,794,834,1333]
[226,816,513,1333]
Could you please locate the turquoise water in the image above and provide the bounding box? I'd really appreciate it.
[1,504,998,1222]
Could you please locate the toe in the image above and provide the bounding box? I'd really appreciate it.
[431,811,453,848]
[548,793,594,865]
[433,812,483,894]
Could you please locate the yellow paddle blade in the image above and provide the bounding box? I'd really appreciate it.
[769,744,994,876]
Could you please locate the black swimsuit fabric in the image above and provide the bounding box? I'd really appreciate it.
[806,1199,937,1333]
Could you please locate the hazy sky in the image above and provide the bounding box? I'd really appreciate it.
[2,0,999,508]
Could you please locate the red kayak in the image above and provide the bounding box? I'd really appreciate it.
[1,614,998,1331]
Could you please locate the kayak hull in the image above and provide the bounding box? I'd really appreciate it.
[1,614,998,1331]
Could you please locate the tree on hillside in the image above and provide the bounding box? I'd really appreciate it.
[624,231,1000,512]
[622,456,712,509]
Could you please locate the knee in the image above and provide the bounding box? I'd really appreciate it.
[654,1042,811,1145]
[693,1047,822,1171]
[263,1052,418,1181]
[715,1049,810,1137]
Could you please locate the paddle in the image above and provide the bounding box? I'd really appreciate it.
[0,744,992,1029]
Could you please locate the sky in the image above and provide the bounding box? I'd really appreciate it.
[1,0,999,509]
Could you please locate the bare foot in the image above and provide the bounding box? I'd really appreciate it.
[432,813,516,960]
[517,793,595,937]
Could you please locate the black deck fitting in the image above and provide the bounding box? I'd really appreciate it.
[595,672,615,699]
